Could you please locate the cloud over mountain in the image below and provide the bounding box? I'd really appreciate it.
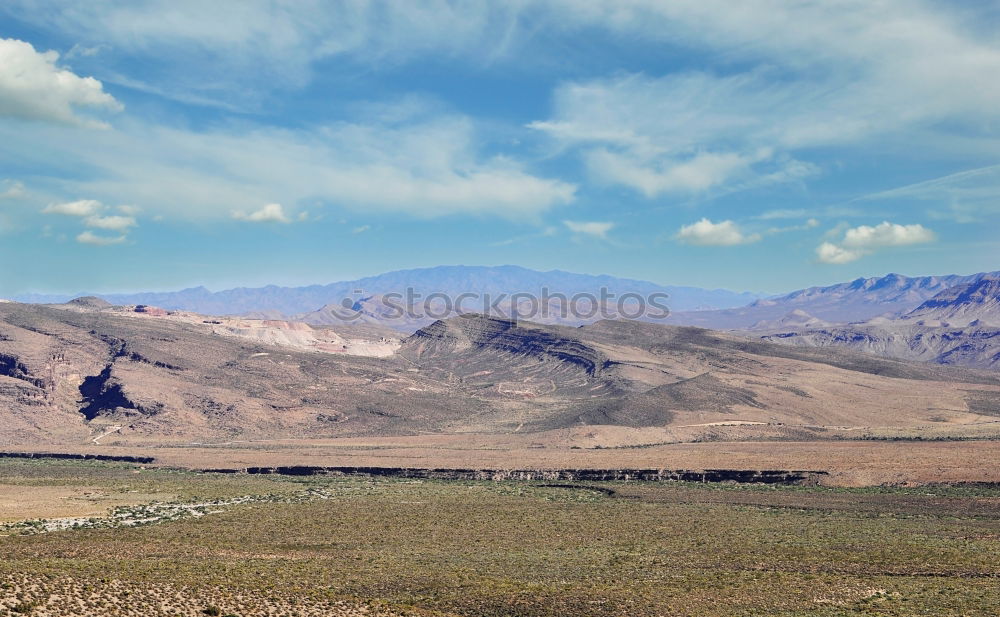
[817,221,935,264]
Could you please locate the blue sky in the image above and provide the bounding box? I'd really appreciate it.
[1,1,999,296]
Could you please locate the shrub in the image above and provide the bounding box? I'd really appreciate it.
[11,600,40,614]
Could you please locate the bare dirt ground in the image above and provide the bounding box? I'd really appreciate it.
[5,435,1000,486]
[0,484,175,523]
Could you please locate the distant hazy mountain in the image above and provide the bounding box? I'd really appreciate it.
[12,265,762,316]
[668,271,1000,330]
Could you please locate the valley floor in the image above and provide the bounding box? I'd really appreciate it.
[4,434,1000,486]
[2,458,1000,616]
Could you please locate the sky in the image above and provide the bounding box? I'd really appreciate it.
[1,1,999,296]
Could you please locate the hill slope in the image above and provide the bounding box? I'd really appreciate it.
[901,277,1000,327]
[669,271,999,329]
[3,302,999,447]
[760,278,1000,369]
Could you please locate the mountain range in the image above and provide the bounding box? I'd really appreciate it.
[760,277,1000,369]
[666,271,1000,329]
[9,265,1000,370]
[13,267,998,330]
[10,265,762,316]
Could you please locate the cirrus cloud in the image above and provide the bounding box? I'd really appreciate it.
[531,2,1000,199]
[6,115,576,222]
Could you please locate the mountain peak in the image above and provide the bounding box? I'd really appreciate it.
[13,266,763,318]
[900,278,1000,327]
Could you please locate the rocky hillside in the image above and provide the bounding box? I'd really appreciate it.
[760,278,1000,369]
[900,277,1000,327]
[669,271,1000,330]
[3,301,999,447]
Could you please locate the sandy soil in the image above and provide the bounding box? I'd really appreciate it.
[4,435,1000,486]
[0,484,175,523]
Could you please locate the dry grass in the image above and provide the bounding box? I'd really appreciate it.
[0,572,412,617]
[2,459,1000,616]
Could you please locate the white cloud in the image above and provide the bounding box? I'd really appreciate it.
[531,72,822,197]
[0,38,122,127]
[675,218,760,246]
[554,2,1000,123]
[65,43,109,59]
[841,221,935,248]
[586,148,766,197]
[755,209,807,220]
[0,3,530,108]
[232,203,291,224]
[563,220,614,238]
[816,221,935,264]
[767,218,820,235]
[352,225,371,234]
[42,199,103,216]
[860,163,1000,223]
[815,242,861,265]
[7,2,999,131]
[530,3,1000,197]
[85,214,136,231]
[76,230,126,245]
[6,2,998,230]
[0,180,25,199]
[5,115,575,221]
[42,198,139,240]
